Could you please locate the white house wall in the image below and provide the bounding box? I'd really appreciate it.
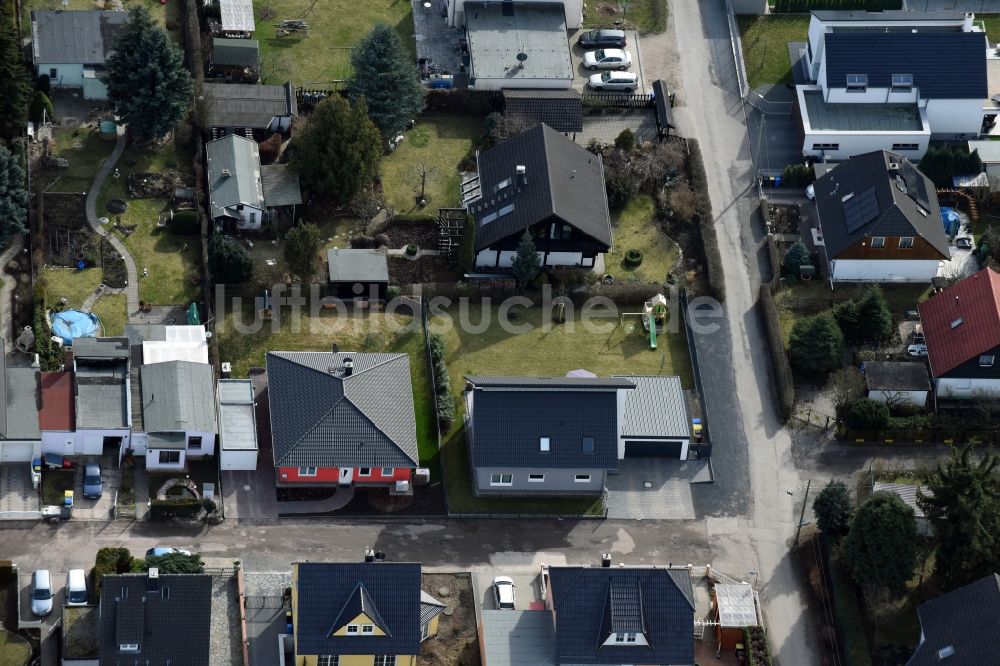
[867,389,929,408]
[831,259,941,283]
[0,441,40,463]
[925,98,985,138]
[935,377,1000,399]
[38,63,84,88]
[235,206,264,230]
[449,0,582,28]
[802,131,930,161]
[184,431,217,459]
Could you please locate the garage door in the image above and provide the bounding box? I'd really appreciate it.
[0,442,36,463]
[624,440,684,458]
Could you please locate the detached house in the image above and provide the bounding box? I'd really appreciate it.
[813,150,949,284]
[206,134,301,230]
[266,352,419,488]
[796,11,990,160]
[918,268,1000,399]
[30,10,128,101]
[906,573,1000,665]
[290,560,444,666]
[545,559,696,665]
[463,124,612,269]
[137,361,217,472]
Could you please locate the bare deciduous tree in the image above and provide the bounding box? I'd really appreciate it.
[350,187,391,223]
[829,367,866,413]
[669,183,698,223]
[408,160,438,205]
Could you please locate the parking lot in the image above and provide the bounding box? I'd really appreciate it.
[569,29,647,94]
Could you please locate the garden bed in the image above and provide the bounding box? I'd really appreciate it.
[383,219,439,250]
[388,256,458,286]
[42,193,95,267]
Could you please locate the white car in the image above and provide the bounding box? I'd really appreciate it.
[31,569,53,616]
[907,344,928,357]
[583,48,632,70]
[587,71,639,92]
[492,576,516,610]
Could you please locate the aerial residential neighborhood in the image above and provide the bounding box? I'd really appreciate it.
[1,0,1000,664]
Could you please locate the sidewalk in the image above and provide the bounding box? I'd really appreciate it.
[133,462,150,520]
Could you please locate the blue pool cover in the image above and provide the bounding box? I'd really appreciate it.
[49,310,100,343]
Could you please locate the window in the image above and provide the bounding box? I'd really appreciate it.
[574,474,592,483]
[898,237,914,249]
[612,632,636,644]
[318,657,339,666]
[539,437,550,452]
[494,177,512,192]
[358,468,371,477]
[49,68,57,78]
[561,224,573,240]
[528,474,545,482]
[811,143,840,151]
[626,633,637,643]
[158,450,180,464]
[980,354,995,367]
[188,436,202,450]
[374,657,394,666]
[870,237,886,248]
[381,468,393,477]
[298,467,317,477]
[951,318,964,329]
[846,73,867,91]
[582,437,595,454]
[119,644,140,653]
[362,625,375,634]
[892,143,920,151]
[891,73,913,92]
[346,625,359,634]
[490,474,513,486]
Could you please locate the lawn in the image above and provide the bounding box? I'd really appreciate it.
[92,293,127,336]
[39,127,115,194]
[244,217,362,287]
[41,469,75,506]
[254,0,414,85]
[606,195,681,283]
[380,116,481,216]
[737,14,809,90]
[41,267,102,309]
[216,308,440,472]
[582,0,666,34]
[980,14,1000,43]
[433,303,693,514]
[0,629,31,666]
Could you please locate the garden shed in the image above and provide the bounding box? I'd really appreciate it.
[326,248,389,301]
[714,583,759,652]
[863,361,930,408]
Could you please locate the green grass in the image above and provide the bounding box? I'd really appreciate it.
[254,0,414,85]
[41,470,75,506]
[0,629,31,666]
[737,15,810,90]
[216,309,440,473]
[434,303,693,514]
[380,116,481,216]
[581,0,666,34]
[92,293,127,336]
[39,127,116,194]
[607,195,680,283]
[980,15,1000,43]
[245,217,362,286]
[41,267,102,309]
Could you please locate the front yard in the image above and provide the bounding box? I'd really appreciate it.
[737,15,809,89]
[41,469,75,506]
[434,303,693,514]
[606,194,681,283]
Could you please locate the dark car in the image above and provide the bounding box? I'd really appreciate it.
[577,29,627,49]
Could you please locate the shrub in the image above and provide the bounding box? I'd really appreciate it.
[435,392,455,428]
[789,312,844,375]
[614,128,635,153]
[149,497,202,520]
[783,241,811,275]
[668,183,698,224]
[845,398,890,431]
[781,163,814,188]
[28,91,54,124]
[94,547,134,597]
[744,626,772,666]
[170,209,200,235]
[258,132,282,165]
[374,233,391,248]
[686,138,725,302]
[624,249,643,267]
[202,498,217,513]
[208,234,253,284]
[386,285,400,300]
[405,243,419,256]
[759,285,794,421]
[428,332,453,428]
[349,235,379,249]
[842,491,918,598]
[813,480,853,534]
[919,144,983,188]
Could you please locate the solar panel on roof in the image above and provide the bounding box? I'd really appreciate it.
[609,579,644,633]
[843,185,880,233]
[902,162,928,206]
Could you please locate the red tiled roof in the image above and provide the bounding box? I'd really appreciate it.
[917,268,1000,377]
[39,371,75,431]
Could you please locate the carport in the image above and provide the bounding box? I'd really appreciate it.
[615,375,691,459]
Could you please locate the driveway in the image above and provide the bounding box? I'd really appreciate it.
[0,464,39,518]
[243,572,292,666]
[221,371,280,521]
[472,569,544,612]
[71,455,119,521]
[569,29,646,93]
[605,459,696,520]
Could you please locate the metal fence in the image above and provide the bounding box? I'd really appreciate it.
[244,595,286,609]
[581,92,655,109]
[724,0,750,99]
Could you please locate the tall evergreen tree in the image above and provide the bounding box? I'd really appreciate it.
[0,146,29,247]
[348,23,425,139]
[813,480,853,534]
[291,95,381,203]
[918,446,1000,588]
[105,7,193,140]
[283,223,322,282]
[855,286,893,343]
[788,312,844,374]
[511,231,541,288]
[0,18,32,137]
[841,491,918,598]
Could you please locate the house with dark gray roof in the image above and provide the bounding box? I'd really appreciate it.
[30,10,128,101]
[98,571,212,665]
[291,560,444,664]
[465,375,634,495]
[206,134,301,231]
[266,352,419,487]
[812,150,949,284]
[464,124,613,270]
[139,361,218,472]
[545,560,696,665]
[0,341,41,464]
[906,573,1000,666]
[202,82,297,132]
[796,11,990,160]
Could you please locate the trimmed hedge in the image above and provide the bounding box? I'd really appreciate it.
[170,209,200,235]
[424,89,502,115]
[744,626,772,666]
[149,497,202,520]
[773,0,899,11]
[759,285,794,422]
[686,138,725,302]
[428,333,454,429]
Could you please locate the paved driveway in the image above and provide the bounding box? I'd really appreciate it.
[244,572,292,666]
[569,29,646,93]
[0,464,38,517]
[605,459,696,520]
[71,455,119,521]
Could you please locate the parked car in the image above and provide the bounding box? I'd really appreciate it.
[907,343,928,357]
[146,547,192,558]
[492,575,516,610]
[956,237,974,250]
[31,569,53,616]
[66,569,88,606]
[912,325,925,346]
[83,464,103,499]
[583,48,632,70]
[577,28,626,49]
[588,71,639,92]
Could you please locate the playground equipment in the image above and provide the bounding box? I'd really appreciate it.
[621,293,670,350]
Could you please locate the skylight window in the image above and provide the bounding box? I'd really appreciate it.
[495,178,512,192]
[540,437,550,452]
[891,74,913,91]
[951,318,964,329]
[846,74,867,91]
[497,203,515,218]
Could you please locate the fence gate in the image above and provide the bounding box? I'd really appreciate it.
[244,596,286,609]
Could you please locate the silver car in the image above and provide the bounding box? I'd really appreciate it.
[31,569,53,616]
[583,48,632,70]
[587,71,639,92]
[83,464,103,499]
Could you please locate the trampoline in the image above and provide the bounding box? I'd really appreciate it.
[49,310,101,344]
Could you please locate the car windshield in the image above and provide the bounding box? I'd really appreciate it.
[595,49,605,59]
[585,30,598,40]
[33,587,50,600]
[85,475,101,485]
[602,71,612,81]
[69,589,87,603]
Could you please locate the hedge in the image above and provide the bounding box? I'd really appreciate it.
[823,534,874,666]
[686,139,725,302]
[428,333,454,429]
[170,209,200,235]
[149,497,202,520]
[424,88,502,115]
[93,547,134,597]
[759,285,794,422]
[773,0,899,11]
[744,626,772,666]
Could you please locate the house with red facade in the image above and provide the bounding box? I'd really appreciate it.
[265,351,419,487]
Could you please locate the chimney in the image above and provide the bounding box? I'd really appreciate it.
[221,169,231,178]
[147,568,159,592]
[955,296,960,306]
[364,548,375,563]
[516,164,527,185]
[601,553,612,568]
[343,358,354,377]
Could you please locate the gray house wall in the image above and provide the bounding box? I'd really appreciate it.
[474,467,606,495]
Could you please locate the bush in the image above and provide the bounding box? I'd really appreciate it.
[428,333,453,428]
[781,163,814,188]
[614,128,635,153]
[744,626,772,666]
[374,233,391,248]
[94,547,134,597]
[149,497,202,520]
[424,88,501,115]
[386,285,400,300]
[623,249,643,267]
[170,209,200,235]
[813,480,853,534]
[686,138,725,302]
[759,285,794,422]
[349,235,379,249]
[405,243,419,256]
[36,74,50,95]
[258,132,282,165]
[668,183,698,224]
[28,91,54,124]
[209,234,253,284]
[202,498,217,513]
[435,392,455,427]
[845,398,890,431]
[783,241,811,275]
[789,312,844,375]
[919,144,983,188]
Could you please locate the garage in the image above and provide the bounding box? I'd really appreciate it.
[218,379,258,471]
[615,375,691,460]
[0,442,38,463]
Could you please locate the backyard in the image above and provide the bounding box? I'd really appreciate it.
[244,217,360,287]
[434,302,694,514]
[380,115,481,215]
[41,469,75,506]
[253,0,414,85]
[737,14,809,89]
[606,194,681,283]
[216,308,439,472]
[36,127,115,195]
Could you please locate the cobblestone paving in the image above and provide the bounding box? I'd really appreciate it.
[0,465,38,516]
[605,459,696,520]
[209,573,242,666]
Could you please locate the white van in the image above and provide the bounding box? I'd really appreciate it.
[66,569,88,606]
